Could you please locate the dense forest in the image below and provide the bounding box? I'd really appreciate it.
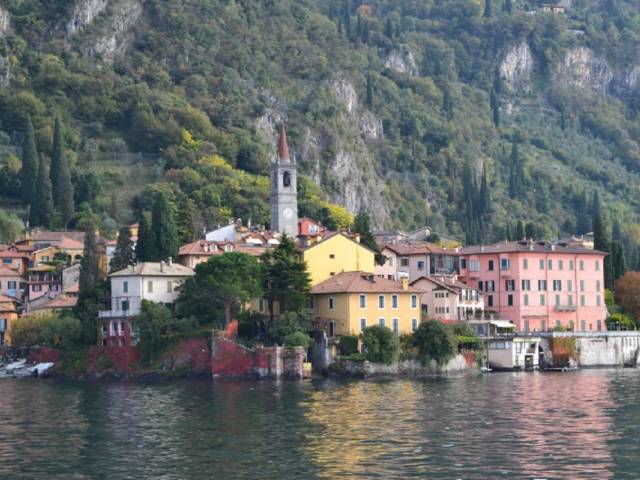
[1,0,640,260]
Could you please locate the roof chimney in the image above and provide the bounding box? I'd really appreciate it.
[168,257,173,266]
[277,123,290,162]
[354,233,361,244]
[160,260,165,273]
[401,277,409,291]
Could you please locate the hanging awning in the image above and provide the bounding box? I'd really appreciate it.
[490,320,515,329]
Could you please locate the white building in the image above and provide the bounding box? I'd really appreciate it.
[98,261,195,346]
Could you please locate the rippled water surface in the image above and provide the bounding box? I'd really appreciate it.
[1,370,640,479]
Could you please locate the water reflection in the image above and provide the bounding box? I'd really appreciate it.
[0,370,638,479]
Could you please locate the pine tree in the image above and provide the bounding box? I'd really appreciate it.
[152,192,180,261]
[442,83,454,121]
[50,117,75,226]
[177,197,198,244]
[110,226,135,273]
[135,213,158,262]
[483,0,493,18]
[21,114,38,205]
[29,155,54,229]
[490,89,500,127]
[366,72,373,109]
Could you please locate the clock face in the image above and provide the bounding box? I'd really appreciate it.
[283,207,293,219]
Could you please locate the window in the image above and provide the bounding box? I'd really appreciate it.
[508,294,514,306]
[568,294,573,306]
[541,320,546,332]
[400,258,409,267]
[329,254,335,259]
[539,259,545,270]
[411,294,418,308]
[359,294,366,308]
[486,281,495,292]
[569,260,574,271]
[596,280,601,292]
[147,281,153,293]
[7,281,16,289]
[328,297,335,310]
[595,260,600,271]
[461,259,467,269]
[123,281,128,294]
[553,280,562,291]
[567,280,573,292]
[555,294,560,306]
[488,260,494,271]
[283,171,291,187]
[556,320,561,329]
[478,281,484,291]
[330,272,336,277]
[379,318,385,327]
[524,294,529,306]
[540,294,546,306]
[505,280,515,291]
[378,295,385,308]
[470,260,480,272]
[388,257,393,267]
[596,295,601,307]
[521,279,531,291]
[167,281,173,293]
[581,320,586,332]
[580,260,585,271]
[538,280,547,291]
[360,318,366,332]
[559,260,564,270]
[487,295,493,307]
[417,261,425,270]
[580,280,585,292]
[501,258,511,270]
[392,318,399,335]
[391,295,399,309]
[580,295,585,306]
[548,259,553,270]
[412,318,418,332]
[523,258,529,270]
[597,320,602,332]
[121,300,129,311]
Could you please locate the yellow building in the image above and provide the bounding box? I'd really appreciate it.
[302,232,375,286]
[0,294,18,346]
[310,271,421,337]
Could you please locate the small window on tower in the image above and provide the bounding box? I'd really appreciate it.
[283,171,291,187]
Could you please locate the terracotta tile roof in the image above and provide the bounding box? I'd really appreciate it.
[64,282,80,294]
[278,124,290,161]
[32,294,77,310]
[233,244,270,257]
[58,236,85,250]
[460,240,606,256]
[0,247,31,259]
[411,276,474,293]
[31,230,86,243]
[311,271,420,294]
[382,240,460,256]
[300,231,376,255]
[0,294,18,312]
[110,262,195,277]
[179,240,221,256]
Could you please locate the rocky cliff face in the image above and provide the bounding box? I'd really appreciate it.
[500,41,534,92]
[66,0,110,37]
[0,5,10,36]
[86,0,142,63]
[385,48,417,76]
[0,54,9,88]
[554,47,613,94]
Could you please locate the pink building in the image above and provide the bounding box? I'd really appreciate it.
[459,240,607,333]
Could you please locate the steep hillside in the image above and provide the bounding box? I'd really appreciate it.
[2,0,640,253]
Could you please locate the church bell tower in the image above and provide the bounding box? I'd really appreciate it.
[270,124,298,237]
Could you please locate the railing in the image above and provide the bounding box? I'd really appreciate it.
[554,304,577,312]
[98,310,132,319]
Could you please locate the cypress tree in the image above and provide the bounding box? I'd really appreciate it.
[177,197,198,244]
[490,89,500,127]
[76,220,101,344]
[483,0,492,17]
[442,83,454,121]
[612,220,622,242]
[343,0,351,38]
[385,18,393,38]
[611,241,627,282]
[478,164,490,217]
[525,222,536,240]
[504,0,513,14]
[152,192,180,261]
[110,226,135,273]
[366,72,373,109]
[21,114,38,205]
[508,143,523,199]
[135,213,158,262]
[515,220,525,241]
[505,222,512,241]
[29,155,54,229]
[50,117,75,226]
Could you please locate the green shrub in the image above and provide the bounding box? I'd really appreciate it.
[342,352,366,362]
[283,331,311,348]
[10,313,82,349]
[269,310,312,345]
[413,320,457,366]
[136,301,172,366]
[361,325,400,364]
[338,335,359,356]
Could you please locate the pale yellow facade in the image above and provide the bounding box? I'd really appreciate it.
[303,234,375,286]
[312,291,421,337]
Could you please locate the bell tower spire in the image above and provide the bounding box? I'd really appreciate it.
[270,123,298,236]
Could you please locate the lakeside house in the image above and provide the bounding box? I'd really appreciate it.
[376,240,460,282]
[0,294,18,346]
[310,271,421,337]
[0,266,24,301]
[411,275,484,322]
[459,240,608,333]
[98,261,195,346]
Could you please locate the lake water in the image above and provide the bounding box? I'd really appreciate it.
[1,370,639,479]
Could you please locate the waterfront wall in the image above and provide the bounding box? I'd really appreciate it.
[210,335,305,379]
[532,332,640,368]
[328,354,475,378]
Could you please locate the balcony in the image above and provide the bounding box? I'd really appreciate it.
[554,304,577,312]
[98,310,132,319]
